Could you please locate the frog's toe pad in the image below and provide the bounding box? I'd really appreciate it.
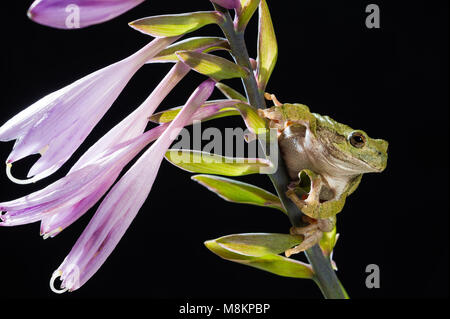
[285,227,323,257]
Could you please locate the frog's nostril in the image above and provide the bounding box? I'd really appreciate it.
[376,139,389,154]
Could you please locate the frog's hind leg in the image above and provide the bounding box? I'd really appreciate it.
[285,217,335,257]
[264,92,283,106]
[284,170,337,256]
[285,219,323,257]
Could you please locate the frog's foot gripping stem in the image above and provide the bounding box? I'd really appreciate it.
[285,217,334,257]
[264,92,283,106]
[285,220,323,257]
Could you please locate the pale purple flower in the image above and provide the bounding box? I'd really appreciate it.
[0,69,230,240]
[70,61,190,172]
[210,0,240,10]
[0,99,224,236]
[0,60,189,235]
[28,0,145,29]
[0,125,165,228]
[40,61,190,238]
[0,36,178,183]
[50,79,215,293]
[0,88,226,241]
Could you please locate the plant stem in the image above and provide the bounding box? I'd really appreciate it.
[306,245,349,299]
[216,7,348,299]
[216,12,264,109]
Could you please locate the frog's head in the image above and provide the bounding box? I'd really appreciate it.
[334,127,388,173]
[342,129,388,172]
[316,115,388,174]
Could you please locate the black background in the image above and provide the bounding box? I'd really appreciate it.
[0,1,448,300]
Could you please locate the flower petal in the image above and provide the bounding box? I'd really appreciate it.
[54,79,215,291]
[0,36,179,182]
[71,61,190,171]
[1,66,223,240]
[28,0,145,29]
[1,96,221,232]
[210,0,240,10]
[0,125,167,227]
[40,101,221,238]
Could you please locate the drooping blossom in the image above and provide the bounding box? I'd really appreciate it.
[1,99,221,232]
[1,125,165,229]
[28,0,145,29]
[41,61,190,238]
[0,60,188,233]
[0,66,233,240]
[50,79,216,293]
[210,0,240,10]
[70,61,190,172]
[0,36,178,183]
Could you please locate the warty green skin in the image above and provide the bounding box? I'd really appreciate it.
[260,103,388,220]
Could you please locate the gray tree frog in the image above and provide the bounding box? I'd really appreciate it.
[259,94,388,256]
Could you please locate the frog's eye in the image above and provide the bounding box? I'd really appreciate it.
[349,131,366,148]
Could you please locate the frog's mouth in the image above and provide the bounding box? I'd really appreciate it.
[361,151,388,173]
[326,151,387,175]
[328,136,388,173]
[365,139,389,172]
[342,154,385,173]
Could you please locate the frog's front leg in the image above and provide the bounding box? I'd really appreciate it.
[264,92,283,106]
[286,169,347,219]
[258,93,286,131]
[286,169,321,215]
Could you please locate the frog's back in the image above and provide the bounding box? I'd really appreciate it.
[279,103,312,121]
[262,103,354,136]
[312,112,354,137]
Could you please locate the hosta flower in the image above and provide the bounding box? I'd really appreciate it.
[41,62,190,237]
[210,0,240,10]
[0,102,221,236]
[0,36,178,183]
[28,0,145,29]
[70,61,190,171]
[0,125,165,229]
[0,63,234,240]
[50,79,215,292]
